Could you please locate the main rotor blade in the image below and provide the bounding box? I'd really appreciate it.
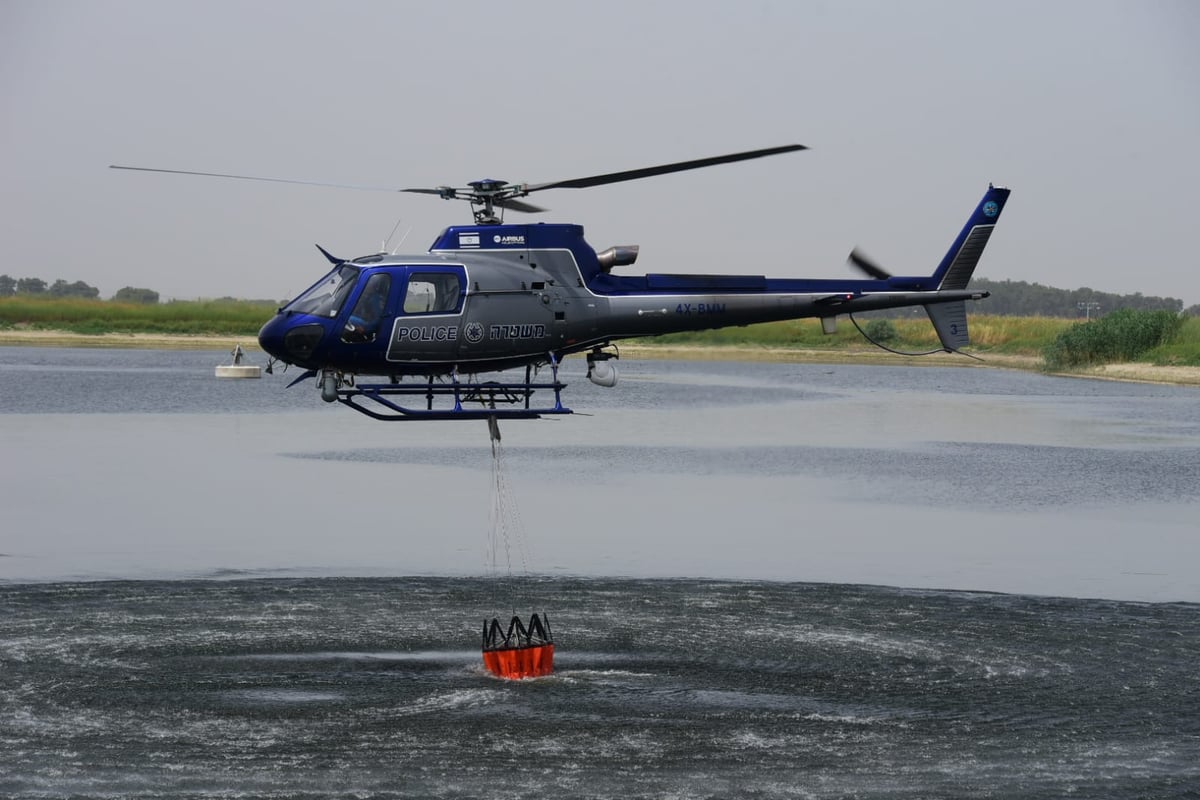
[523,144,807,193]
[495,198,547,213]
[109,165,402,193]
[113,143,807,213]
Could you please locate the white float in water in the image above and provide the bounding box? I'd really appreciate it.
[215,344,261,379]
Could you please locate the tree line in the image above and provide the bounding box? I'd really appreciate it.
[970,278,1192,317]
[0,275,158,304]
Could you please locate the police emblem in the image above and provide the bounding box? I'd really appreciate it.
[464,321,485,343]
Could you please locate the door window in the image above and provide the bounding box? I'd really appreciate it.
[403,271,464,315]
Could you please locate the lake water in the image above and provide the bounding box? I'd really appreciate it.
[2,346,1198,601]
[1,346,1198,798]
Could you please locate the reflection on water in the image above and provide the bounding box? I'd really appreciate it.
[1,346,1198,601]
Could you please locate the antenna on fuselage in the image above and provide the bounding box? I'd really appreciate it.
[381,215,410,255]
[391,225,412,255]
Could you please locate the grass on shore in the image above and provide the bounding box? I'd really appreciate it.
[660,314,1200,367]
[652,314,1074,357]
[0,297,275,336]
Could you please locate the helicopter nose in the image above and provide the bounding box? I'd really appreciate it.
[257,315,288,361]
[258,314,326,366]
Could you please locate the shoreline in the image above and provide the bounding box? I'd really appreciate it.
[2,329,1197,386]
[0,329,250,350]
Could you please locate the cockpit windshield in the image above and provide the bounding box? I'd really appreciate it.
[284,265,361,317]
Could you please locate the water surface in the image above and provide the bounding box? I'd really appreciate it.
[2,347,1197,601]
[2,576,1197,799]
[2,347,1198,797]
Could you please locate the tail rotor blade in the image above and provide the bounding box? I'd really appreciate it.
[848,248,892,280]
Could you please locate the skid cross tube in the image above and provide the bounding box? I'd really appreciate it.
[333,356,572,421]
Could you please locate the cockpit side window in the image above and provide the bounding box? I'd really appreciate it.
[285,265,361,318]
[342,273,391,343]
[403,271,464,315]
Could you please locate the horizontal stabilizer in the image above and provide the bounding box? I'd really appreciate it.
[926,301,970,351]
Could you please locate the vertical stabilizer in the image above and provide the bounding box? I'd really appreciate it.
[932,185,1011,290]
[926,301,971,351]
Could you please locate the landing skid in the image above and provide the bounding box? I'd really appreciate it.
[334,364,572,421]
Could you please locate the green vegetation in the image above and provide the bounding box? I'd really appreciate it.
[653,314,1075,357]
[0,275,102,299]
[0,296,275,336]
[649,310,1200,371]
[111,286,161,304]
[862,318,897,343]
[1143,317,1200,366]
[1042,309,1191,370]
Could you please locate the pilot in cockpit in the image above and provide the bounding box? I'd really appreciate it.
[344,276,389,342]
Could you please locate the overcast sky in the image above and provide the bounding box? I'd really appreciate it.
[3,0,1198,307]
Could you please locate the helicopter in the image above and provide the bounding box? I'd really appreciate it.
[110,145,1010,420]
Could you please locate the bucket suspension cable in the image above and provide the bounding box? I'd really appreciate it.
[481,416,554,679]
[486,416,532,611]
[482,612,553,650]
[486,415,514,612]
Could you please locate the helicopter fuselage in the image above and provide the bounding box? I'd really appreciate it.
[257,212,994,379]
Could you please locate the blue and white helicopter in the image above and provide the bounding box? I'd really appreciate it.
[112,146,1009,420]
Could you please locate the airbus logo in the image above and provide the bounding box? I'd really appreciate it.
[493,234,526,245]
